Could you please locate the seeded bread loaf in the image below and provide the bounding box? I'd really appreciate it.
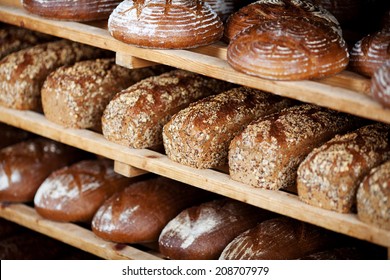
[41,59,164,131]
[228,104,359,191]
[102,69,233,149]
[357,160,390,230]
[297,123,390,213]
[163,87,293,169]
[0,40,108,111]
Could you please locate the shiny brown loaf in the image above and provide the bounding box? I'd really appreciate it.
[205,0,235,21]
[163,87,293,169]
[22,0,122,21]
[0,40,107,111]
[370,59,390,108]
[102,69,233,149]
[228,104,358,191]
[297,123,390,213]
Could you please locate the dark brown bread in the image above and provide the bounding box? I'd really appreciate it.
[357,160,390,230]
[163,87,294,169]
[102,69,233,149]
[34,159,134,223]
[219,217,339,260]
[370,59,390,108]
[158,198,273,260]
[0,138,86,203]
[0,40,108,112]
[300,247,365,260]
[41,59,165,131]
[0,123,31,149]
[297,123,390,213]
[92,176,214,244]
[227,17,348,80]
[22,0,122,21]
[228,104,359,191]
[108,0,223,49]
[205,0,235,21]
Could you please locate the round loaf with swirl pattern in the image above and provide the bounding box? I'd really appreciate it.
[370,60,390,108]
[204,0,235,21]
[108,0,224,49]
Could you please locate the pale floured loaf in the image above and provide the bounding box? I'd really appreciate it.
[370,59,390,108]
[297,123,390,213]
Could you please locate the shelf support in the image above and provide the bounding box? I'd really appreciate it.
[116,52,159,69]
[114,160,148,178]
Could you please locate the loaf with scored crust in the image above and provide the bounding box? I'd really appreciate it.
[370,59,390,108]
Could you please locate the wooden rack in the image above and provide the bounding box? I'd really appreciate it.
[0,1,389,259]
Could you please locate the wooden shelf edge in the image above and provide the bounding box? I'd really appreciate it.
[0,107,389,248]
[0,203,162,260]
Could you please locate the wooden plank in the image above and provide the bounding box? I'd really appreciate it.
[0,203,162,260]
[114,160,149,178]
[0,5,389,125]
[116,52,159,69]
[0,107,389,248]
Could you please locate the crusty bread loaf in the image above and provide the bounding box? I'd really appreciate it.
[108,0,223,49]
[297,123,390,213]
[227,17,348,80]
[0,123,31,149]
[102,69,233,149]
[22,0,122,21]
[92,176,214,244]
[163,87,294,169]
[41,59,165,131]
[350,29,390,78]
[158,198,273,260]
[219,217,340,260]
[228,104,359,191]
[34,159,134,223]
[357,160,390,230]
[300,247,364,260]
[205,0,235,21]
[370,59,390,108]
[0,40,108,112]
[0,26,54,60]
[0,138,86,203]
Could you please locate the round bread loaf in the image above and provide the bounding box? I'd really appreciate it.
[205,0,235,21]
[163,87,293,169]
[34,159,134,223]
[370,60,390,108]
[224,0,341,42]
[158,198,273,260]
[357,160,390,230]
[350,29,390,78]
[227,17,349,80]
[219,217,339,260]
[0,123,31,149]
[92,176,213,243]
[297,123,390,213]
[22,0,122,21]
[0,138,86,203]
[108,0,224,49]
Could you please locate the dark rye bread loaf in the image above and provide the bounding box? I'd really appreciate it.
[297,123,390,213]
[41,59,165,131]
[0,40,108,112]
[92,176,214,244]
[228,104,359,191]
[102,69,233,149]
[357,160,390,230]
[158,198,273,260]
[0,138,86,203]
[34,159,134,223]
[22,0,122,21]
[163,87,294,169]
[219,217,340,260]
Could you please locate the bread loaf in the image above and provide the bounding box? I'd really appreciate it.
[41,59,165,131]
[297,123,390,213]
[205,0,235,21]
[22,0,122,21]
[34,159,134,223]
[102,69,233,149]
[357,160,390,230]
[219,217,340,260]
[224,0,341,42]
[108,0,223,49]
[370,59,390,108]
[228,104,359,191]
[350,29,390,78]
[92,176,214,243]
[227,17,348,80]
[300,247,364,260]
[163,87,294,169]
[0,26,54,60]
[0,40,108,111]
[0,123,31,149]
[0,138,86,203]
[158,198,273,260]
